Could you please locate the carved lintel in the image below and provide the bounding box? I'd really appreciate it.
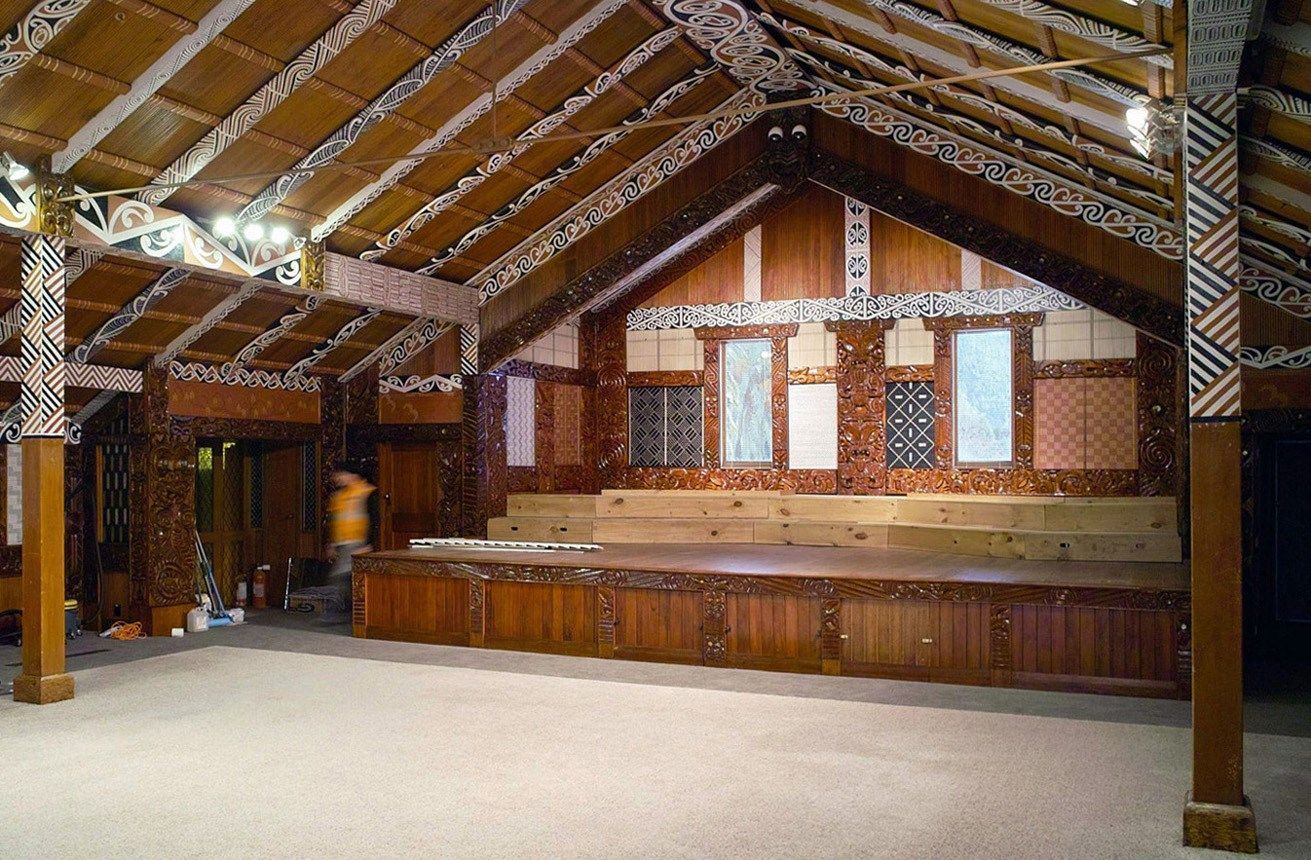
[922,313,1045,332]
[694,323,800,340]
[886,364,933,382]
[1035,359,1136,378]
[788,366,836,384]
[628,370,704,387]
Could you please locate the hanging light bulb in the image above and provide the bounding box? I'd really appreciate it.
[214,216,237,237]
[242,222,265,242]
[1,152,29,181]
[269,225,291,244]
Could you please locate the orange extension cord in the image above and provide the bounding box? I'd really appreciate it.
[103,621,145,640]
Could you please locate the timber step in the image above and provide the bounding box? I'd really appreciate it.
[493,492,1182,562]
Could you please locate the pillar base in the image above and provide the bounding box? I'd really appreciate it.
[1183,794,1258,853]
[12,672,74,704]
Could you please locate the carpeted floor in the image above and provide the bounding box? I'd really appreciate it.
[2,643,1309,858]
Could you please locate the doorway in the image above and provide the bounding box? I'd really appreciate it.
[377,442,449,550]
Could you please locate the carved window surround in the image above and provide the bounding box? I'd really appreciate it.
[628,370,704,387]
[1035,359,1136,379]
[886,364,934,382]
[788,366,836,385]
[694,324,799,340]
[701,334,789,470]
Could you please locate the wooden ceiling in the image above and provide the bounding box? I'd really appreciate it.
[0,0,1281,390]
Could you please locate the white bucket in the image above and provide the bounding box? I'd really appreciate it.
[185,606,209,633]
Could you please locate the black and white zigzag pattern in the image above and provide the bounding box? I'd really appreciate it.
[19,234,65,438]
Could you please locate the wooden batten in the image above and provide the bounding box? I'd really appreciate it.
[754,521,889,547]
[597,494,771,519]
[489,517,595,542]
[506,494,597,518]
[592,518,756,544]
[770,495,897,522]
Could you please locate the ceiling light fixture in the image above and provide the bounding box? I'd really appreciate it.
[269,225,291,244]
[242,222,265,242]
[1126,99,1182,158]
[214,216,236,237]
[1,152,29,181]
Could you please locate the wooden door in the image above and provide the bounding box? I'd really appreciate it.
[723,593,823,673]
[378,442,445,549]
[195,441,247,606]
[263,443,305,604]
[841,599,990,683]
[613,588,704,664]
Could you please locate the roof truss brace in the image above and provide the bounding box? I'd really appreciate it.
[69,268,189,363]
[154,278,264,366]
[425,62,722,279]
[809,148,1182,344]
[140,0,400,207]
[315,0,630,243]
[54,0,259,171]
[238,0,531,224]
[1241,258,1311,319]
[362,23,679,261]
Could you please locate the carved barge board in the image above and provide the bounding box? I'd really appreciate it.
[354,552,1191,698]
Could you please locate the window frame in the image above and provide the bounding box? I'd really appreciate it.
[718,338,775,469]
[951,327,1015,468]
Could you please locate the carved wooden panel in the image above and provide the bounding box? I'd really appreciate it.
[498,359,595,387]
[694,324,799,341]
[534,380,554,494]
[835,320,892,495]
[461,375,506,538]
[1035,359,1136,378]
[932,329,954,467]
[1136,334,1179,497]
[703,589,727,666]
[1013,321,1036,469]
[788,366,836,384]
[594,313,629,487]
[620,467,837,493]
[886,468,1138,496]
[484,580,597,656]
[702,338,721,469]
[771,336,788,470]
[627,371,704,387]
[887,364,933,382]
[167,378,320,423]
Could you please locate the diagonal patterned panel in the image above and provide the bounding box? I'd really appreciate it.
[628,386,666,467]
[1185,92,1242,418]
[664,385,704,468]
[885,381,935,469]
[19,234,66,438]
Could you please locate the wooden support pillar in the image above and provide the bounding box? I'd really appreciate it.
[1181,90,1257,852]
[461,373,506,538]
[832,320,892,494]
[13,233,72,704]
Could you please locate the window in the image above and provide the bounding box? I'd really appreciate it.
[720,340,774,468]
[629,386,702,468]
[953,329,1013,465]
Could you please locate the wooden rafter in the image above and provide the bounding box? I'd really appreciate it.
[0,0,96,90]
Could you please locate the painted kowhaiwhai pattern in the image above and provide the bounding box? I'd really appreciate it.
[429,63,722,280]
[1184,93,1242,417]
[844,197,870,297]
[814,81,1182,261]
[0,0,94,87]
[313,0,626,243]
[55,0,259,171]
[1238,345,1311,370]
[284,307,382,379]
[651,0,807,92]
[155,278,263,365]
[170,360,321,392]
[377,318,452,377]
[20,234,65,438]
[963,0,1172,66]
[140,0,399,207]
[70,268,188,363]
[221,295,321,377]
[627,286,1083,330]
[238,0,530,224]
[361,23,674,261]
[1240,261,1311,319]
[379,374,462,394]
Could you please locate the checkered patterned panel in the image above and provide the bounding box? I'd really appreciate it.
[1034,379,1086,470]
[1084,377,1137,469]
[628,386,665,467]
[664,385,704,468]
[886,381,936,469]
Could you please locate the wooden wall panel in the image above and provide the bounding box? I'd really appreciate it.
[392,326,461,378]
[1008,604,1178,689]
[167,378,319,423]
[640,238,744,308]
[364,574,470,645]
[484,580,597,656]
[841,599,988,681]
[614,587,704,664]
[724,592,823,672]
[378,391,462,424]
[870,212,961,294]
[762,185,845,300]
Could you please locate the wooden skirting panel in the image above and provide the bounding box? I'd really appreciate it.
[354,557,1190,697]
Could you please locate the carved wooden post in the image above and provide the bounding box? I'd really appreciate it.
[593,313,628,488]
[819,597,841,675]
[1180,39,1257,846]
[534,380,555,493]
[702,589,727,667]
[1012,321,1036,469]
[833,320,892,495]
[461,374,506,538]
[13,233,73,704]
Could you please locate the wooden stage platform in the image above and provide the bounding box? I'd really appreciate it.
[352,543,1191,698]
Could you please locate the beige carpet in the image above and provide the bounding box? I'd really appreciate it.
[2,646,1308,858]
